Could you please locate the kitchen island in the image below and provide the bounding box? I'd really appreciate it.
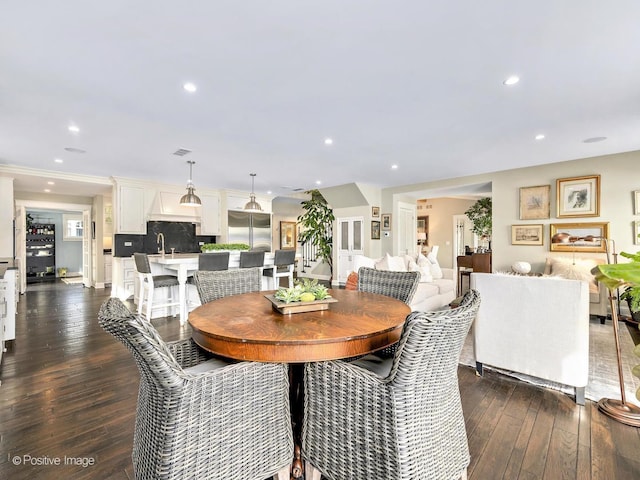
[147,252,275,323]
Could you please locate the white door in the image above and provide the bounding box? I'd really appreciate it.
[397,202,416,256]
[452,214,478,268]
[336,216,364,285]
[82,209,91,288]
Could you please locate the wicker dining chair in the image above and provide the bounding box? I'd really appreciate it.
[357,266,420,357]
[302,289,481,480]
[192,267,262,305]
[98,297,293,480]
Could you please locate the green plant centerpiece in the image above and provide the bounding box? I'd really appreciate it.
[200,243,250,252]
[297,189,335,280]
[464,197,492,250]
[274,278,331,304]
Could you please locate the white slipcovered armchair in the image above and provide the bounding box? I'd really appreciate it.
[470,272,590,404]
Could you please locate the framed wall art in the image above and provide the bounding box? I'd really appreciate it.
[556,174,600,218]
[634,190,640,215]
[511,224,543,246]
[549,222,609,252]
[635,221,640,245]
[519,185,550,220]
[372,206,380,218]
[279,221,297,250]
[381,213,391,231]
[371,220,381,240]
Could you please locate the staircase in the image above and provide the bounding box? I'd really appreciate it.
[295,240,331,282]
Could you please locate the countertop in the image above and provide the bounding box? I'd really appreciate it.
[0,259,18,279]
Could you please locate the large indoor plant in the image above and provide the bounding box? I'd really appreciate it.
[464,197,492,249]
[297,190,335,279]
[617,251,640,323]
[591,259,640,425]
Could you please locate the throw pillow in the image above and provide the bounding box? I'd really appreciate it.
[426,251,443,279]
[375,253,406,272]
[417,252,430,268]
[547,257,599,294]
[408,262,433,282]
[345,271,358,290]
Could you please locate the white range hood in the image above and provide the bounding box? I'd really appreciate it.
[149,191,200,222]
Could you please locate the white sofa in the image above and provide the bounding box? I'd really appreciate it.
[351,252,456,311]
[470,272,590,404]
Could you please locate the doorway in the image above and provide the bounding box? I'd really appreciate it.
[16,201,92,294]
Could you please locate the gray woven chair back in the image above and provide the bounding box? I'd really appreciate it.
[239,251,265,268]
[98,298,295,480]
[357,266,419,305]
[193,267,262,304]
[389,289,480,385]
[98,297,184,388]
[198,252,230,271]
[133,252,152,274]
[273,249,296,266]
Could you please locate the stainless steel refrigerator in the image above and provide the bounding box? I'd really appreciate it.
[227,211,272,252]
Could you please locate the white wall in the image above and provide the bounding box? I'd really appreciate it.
[383,150,640,272]
[0,177,14,258]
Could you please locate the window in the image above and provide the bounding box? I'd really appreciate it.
[63,214,83,241]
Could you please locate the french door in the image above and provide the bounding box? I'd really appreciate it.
[335,216,364,285]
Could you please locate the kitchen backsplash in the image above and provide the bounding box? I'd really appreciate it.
[113,221,216,257]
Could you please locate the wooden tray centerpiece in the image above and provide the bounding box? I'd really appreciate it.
[265,294,338,314]
[266,279,336,314]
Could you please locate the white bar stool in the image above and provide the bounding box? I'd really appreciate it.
[133,253,180,319]
[263,249,296,290]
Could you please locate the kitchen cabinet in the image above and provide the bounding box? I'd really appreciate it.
[26,223,56,283]
[104,254,112,285]
[198,193,221,235]
[111,256,136,301]
[116,184,146,234]
[0,267,17,369]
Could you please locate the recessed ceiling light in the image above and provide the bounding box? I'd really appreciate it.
[64,147,86,153]
[54,158,63,163]
[44,189,51,193]
[183,82,197,93]
[503,75,520,86]
[47,181,55,185]
[68,125,80,133]
[535,134,545,140]
[315,180,322,185]
[583,136,607,143]
[391,165,398,170]
[324,138,333,145]
[267,190,272,195]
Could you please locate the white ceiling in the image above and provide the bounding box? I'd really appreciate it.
[2,2,640,198]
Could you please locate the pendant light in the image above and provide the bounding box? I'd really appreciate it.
[179,160,202,206]
[244,173,263,211]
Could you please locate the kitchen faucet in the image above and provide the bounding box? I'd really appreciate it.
[157,233,165,255]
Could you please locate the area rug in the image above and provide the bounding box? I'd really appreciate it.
[459,319,640,406]
[61,276,83,285]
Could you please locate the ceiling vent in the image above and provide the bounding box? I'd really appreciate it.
[173,148,192,156]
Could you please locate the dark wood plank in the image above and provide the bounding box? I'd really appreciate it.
[2,281,640,480]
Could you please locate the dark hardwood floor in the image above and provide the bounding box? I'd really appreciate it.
[1,281,639,479]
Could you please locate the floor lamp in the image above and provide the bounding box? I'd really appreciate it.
[596,238,640,427]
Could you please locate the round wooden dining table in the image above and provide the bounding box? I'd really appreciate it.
[188,288,410,479]
[188,288,411,363]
